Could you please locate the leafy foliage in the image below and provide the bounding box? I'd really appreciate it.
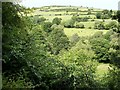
[96,12,102,19]
[64,19,75,28]
[2,2,33,88]
[94,21,105,30]
[90,36,110,63]
[74,22,85,28]
[52,17,61,25]
[117,10,120,22]
[104,21,118,30]
[47,24,70,55]
[41,21,52,32]
[2,2,120,89]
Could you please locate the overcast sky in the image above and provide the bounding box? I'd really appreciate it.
[20,0,120,10]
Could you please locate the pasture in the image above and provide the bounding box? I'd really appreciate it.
[64,28,108,37]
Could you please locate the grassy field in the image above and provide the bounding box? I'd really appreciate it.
[64,28,108,37]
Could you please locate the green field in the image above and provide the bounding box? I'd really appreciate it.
[64,28,108,37]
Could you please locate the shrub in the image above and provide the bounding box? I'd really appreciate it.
[41,22,53,32]
[88,27,92,29]
[104,21,118,30]
[90,38,110,63]
[96,12,102,19]
[74,22,85,28]
[92,31,103,38]
[48,25,70,55]
[52,17,61,25]
[70,33,80,46]
[37,17,46,24]
[91,19,95,21]
[82,17,89,22]
[64,19,75,28]
[94,21,105,30]
[101,14,110,19]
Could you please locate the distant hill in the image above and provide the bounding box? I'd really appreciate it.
[34,5,104,12]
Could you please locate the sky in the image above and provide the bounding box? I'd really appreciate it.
[20,0,120,10]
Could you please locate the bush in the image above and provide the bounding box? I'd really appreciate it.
[94,21,105,30]
[96,12,102,19]
[88,27,92,29]
[82,17,89,22]
[104,21,118,30]
[74,22,85,28]
[101,14,110,19]
[41,22,53,32]
[52,17,61,25]
[70,33,80,46]
[37,17,46,24]
[91,19,95,21]
[64,19,75,28]
[92,31,103,38]
[90,38,110,63]
[58,45,99,89]
[87,9,91,15]
[105,67,120,89]
[103,30,114,40]
[71,16,89,22]
[48,25,70,55]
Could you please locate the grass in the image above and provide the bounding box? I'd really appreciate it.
[64,28,108,37]
[43,15,72,22]
[80,21,95,28]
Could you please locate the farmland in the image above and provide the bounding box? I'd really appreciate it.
[30,5,117,38]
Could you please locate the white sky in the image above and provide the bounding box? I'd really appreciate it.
[20,0,120,10]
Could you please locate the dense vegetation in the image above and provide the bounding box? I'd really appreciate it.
[2,2,120,89]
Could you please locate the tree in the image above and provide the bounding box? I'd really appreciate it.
[87,9,91,15]
[112,15,117,20]
[36,17,46,24]
[64,19,75,28]
[58,41,98,89]
[2,2,33,88]
[41,22,52,32]
[101,14,110,19]
[102,9,109,14]
[90,38,110,63]
[74,22,85,28]
[82,17,89,22]
[103,30,114,40]
[71,15,82,22]
[104,23,120,90]
[110,23,120,67]
[110,9,113,14]
[92,31,103,38]
[94,21,105,30]
[52,17,61,25]
[71,15,79,21]
[70,33,80,46]
[96,12,102,19]
[104,21,118,30]
[117,10,120,22]
[47,25,70,55]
